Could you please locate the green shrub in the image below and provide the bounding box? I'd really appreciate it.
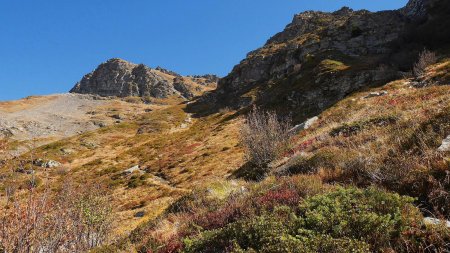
[299,187,418,249]
[182,187,422,252]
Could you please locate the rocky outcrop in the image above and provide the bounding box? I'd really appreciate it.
[206,8,405,117]
[71,59,217,99]
[438,135,450,152]
[192,0,441,121]
[401,0,429,19]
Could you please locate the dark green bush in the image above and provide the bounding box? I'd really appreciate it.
[182,187,421,253]
[299,187,418,249]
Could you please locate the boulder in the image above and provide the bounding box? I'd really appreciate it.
[33,159,61,168]
[438,135,450,152]
[123,165,144,175]
[289,116,319,134]
[44,160,61,168]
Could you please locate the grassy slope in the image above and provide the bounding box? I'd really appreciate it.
[112,58,450,252]
[0,58,448,252]
[0,100,243,237]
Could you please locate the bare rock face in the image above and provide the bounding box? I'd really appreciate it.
[401,0,429,19]
[206,7,406,117]
[71,58,218,99]
[192,0,440,121]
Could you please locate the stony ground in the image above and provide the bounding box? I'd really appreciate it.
[0,93,154,156]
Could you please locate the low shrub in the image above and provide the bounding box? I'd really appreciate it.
[182,187,433,253]
[413,49,437,79]
[240,106,292,168]
[329,115,397,137]
[299,187,418,249]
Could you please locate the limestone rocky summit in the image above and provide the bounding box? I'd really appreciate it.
[70,58,218,99]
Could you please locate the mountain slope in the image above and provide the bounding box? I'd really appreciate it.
[1,0,449,252]
[122,56,450,253]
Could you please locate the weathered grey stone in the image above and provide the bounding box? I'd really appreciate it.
[44,160,61,168]
[33,159,61,168]
[423,217,450,228]
[70,59,218,100]
[290,116,319,134]
[173,77,195,99]
[438,135,450,152]
[401,0,430,19]
[364,91,388,99]
[123,165,144,175]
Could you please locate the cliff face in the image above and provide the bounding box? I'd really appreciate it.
[70,58,217,99]
[401,0,429,18]
[193,0,442,121]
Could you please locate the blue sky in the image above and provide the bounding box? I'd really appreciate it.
[0,0,408,101]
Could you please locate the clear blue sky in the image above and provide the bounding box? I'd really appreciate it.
[0,0,408,101]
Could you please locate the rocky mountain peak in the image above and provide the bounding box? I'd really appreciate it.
[333,7,354,16]
[70,59,217,99]
[401,0,429,19]
[193,0,445,121]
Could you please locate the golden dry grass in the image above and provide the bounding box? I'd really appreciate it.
[0,101,244,238]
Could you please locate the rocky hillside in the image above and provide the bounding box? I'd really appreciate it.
[194,0,446,122]
[1,0,449,252]
[70,58,218,99]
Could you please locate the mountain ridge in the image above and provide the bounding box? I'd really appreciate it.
[70,58,218,100]
[190,0,444,122]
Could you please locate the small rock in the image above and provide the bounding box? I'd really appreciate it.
[239,186,248,194]
[33,159,61,168]
[437,135,450,152]
[363,91,388,99]
[134,211,146,218]
[60,148,75,155]
[93,121,107,128]
[33,159,45,167]
[123,165,144,175]
[111,114,122,120]
[424,217,450,228]
[289,116,319,134]
[44,160,61,168]
[304,116,319,129]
